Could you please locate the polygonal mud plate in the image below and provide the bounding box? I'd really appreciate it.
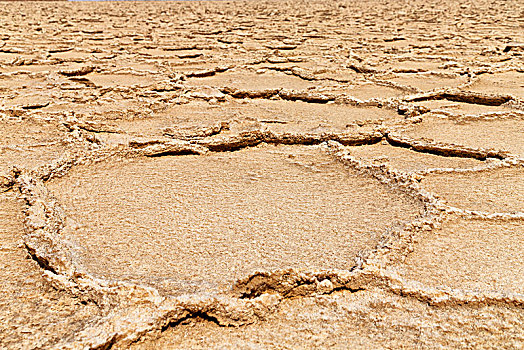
[47,144,424,296]
[468,71,524,100]
[403,116,524,158]
[0,118,82,176]
[391,217,524,295]
[382,72,468,91]
[186,69,317,91]
[347,142,485,173]
[421,167,524,213]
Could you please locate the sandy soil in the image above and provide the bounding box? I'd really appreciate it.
[0,0,523,348]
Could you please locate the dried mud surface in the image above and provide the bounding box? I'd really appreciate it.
[47,145,423,296]
[0,0,523,349]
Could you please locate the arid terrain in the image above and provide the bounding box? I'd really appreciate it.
[0,0,523,348]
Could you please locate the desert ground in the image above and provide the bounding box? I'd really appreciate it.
[0,0,523,348]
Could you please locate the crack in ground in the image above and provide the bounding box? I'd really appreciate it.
[404,89,517,106]
[385,132,509,160]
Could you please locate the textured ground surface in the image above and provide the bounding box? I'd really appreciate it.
[0,0,523,349]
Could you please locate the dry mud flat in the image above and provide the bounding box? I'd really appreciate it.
[0,0,523,348]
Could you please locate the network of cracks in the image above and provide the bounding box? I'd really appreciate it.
[3,94,523,349]
[1,0,524,348]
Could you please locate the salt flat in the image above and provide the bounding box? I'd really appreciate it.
[0,0,523,348]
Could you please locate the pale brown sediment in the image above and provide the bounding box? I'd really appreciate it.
[1,0,523,348]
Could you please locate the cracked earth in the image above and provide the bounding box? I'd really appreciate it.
[0,0,523,348]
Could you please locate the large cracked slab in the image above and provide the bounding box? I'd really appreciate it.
[392,217,524,295]
[46,145,423,296]
[468,71,524,100]
[186,69,317,91]
[412,99,520,116]
[420,167,524,213]
[382,72,468,91]
[325,82,409,100]
[106,99,395,143]
[402,116,524,158]
[246,99,397,131]
[88,73,155,88]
